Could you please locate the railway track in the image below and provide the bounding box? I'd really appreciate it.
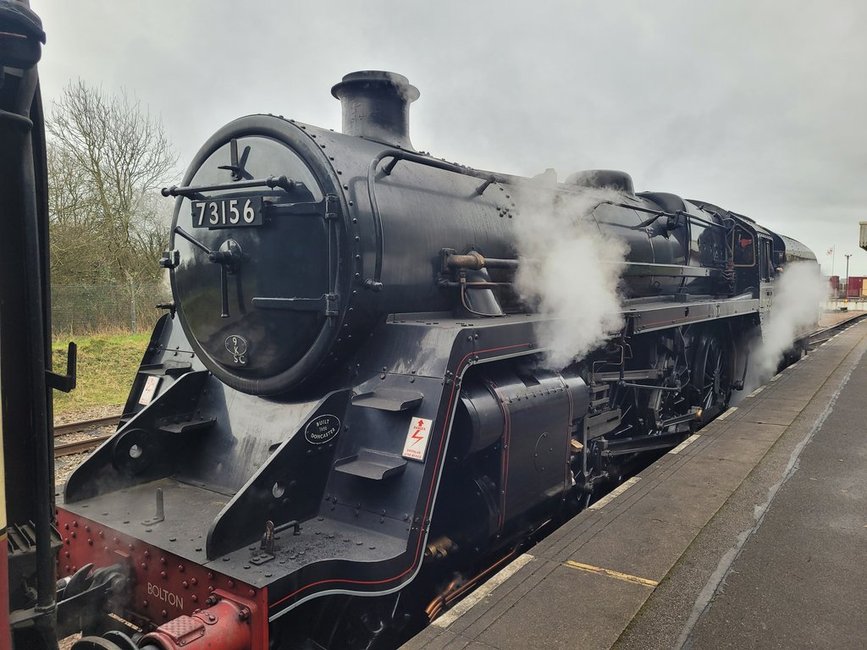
[53,415,119,458]
[54,414,120,437]
[804,312,867,348]
[55,435,113,458]
[50,313,866,461]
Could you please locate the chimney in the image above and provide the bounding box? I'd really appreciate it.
[331,71,419,151]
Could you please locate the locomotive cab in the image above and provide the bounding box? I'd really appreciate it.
[726,214,777,315]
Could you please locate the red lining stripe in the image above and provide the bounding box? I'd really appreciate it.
[496,385,512,531]
[270,342,532,610]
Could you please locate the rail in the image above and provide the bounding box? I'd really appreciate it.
[803,312,867,349]
[53,414,120,458]
[55,435,112,458]
[54,414,120,437]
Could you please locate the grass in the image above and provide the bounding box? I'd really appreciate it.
[52,331,151,418]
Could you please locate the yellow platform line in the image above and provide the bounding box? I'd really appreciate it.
[564,560,659,588]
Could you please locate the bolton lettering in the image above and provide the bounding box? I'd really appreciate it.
[147,582,184,610]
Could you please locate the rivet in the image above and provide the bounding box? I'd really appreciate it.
[191,577,198,586]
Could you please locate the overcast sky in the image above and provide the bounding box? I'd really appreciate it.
[34,0,867,276]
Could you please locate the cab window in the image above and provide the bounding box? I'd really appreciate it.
[733,228,755,267]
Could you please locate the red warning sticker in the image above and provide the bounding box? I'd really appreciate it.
[402,417,433,462]
[138,375,161,406]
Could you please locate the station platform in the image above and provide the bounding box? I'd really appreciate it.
[406,318,867,649]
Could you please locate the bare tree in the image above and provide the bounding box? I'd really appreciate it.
[47,80,177,286]
[47,143,102,284]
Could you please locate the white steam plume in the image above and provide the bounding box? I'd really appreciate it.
[512,182,628,369]
[746,262,828,387]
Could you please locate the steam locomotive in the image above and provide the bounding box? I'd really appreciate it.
[53,71,816,649]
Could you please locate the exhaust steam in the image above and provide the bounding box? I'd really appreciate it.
[745,261,828,390]
[512,181,628,369]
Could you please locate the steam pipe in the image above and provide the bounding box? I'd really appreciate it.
[445,251,519,270]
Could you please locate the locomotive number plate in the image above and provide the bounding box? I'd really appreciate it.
[191,197,263,228]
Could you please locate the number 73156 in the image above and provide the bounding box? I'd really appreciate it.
[191,197,263,228]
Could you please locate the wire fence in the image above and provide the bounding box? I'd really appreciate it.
[51,282,171,336]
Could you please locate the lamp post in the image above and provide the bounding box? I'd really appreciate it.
[844,253,852,306]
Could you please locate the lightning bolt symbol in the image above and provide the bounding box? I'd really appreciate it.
[410,420,425,446]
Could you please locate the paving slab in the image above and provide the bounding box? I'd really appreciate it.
[475,564,649,650]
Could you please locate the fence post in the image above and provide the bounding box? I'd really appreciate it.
[129,278,137,332]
